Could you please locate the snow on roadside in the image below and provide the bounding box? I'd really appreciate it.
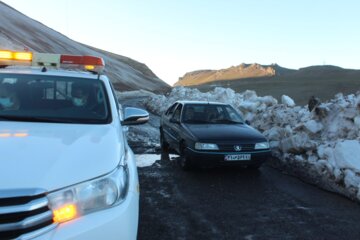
[143,86,360,201]
[145,87,278,116]
[135,154,161,167]
[135,154,180,167]
[281,95,296,107]
[169,154,180,161]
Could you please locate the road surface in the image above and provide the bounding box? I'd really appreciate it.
[137,156,360,240]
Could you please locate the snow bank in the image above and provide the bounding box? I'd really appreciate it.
[281,95,296,107]
[134,154,180,167]
[145,87,278,116]
[145,86,360,201]
[135,154,160,167]
[333,140,360,170]
[251,92,360,201]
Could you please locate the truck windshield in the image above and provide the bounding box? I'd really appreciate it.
[0,74,111,124]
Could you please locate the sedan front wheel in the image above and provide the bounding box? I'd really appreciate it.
[178,144,193,171]
[160,130,170,160]
[160,130,169,152]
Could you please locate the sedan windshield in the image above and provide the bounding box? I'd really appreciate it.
[0,74,111,124]
[182,104,244,124]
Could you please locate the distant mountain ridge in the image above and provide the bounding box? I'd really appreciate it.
[174,63,358,87]
[177,63,360,106]
[0,1,170,92]
[175,63,297,86]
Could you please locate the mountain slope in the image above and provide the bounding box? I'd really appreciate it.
[0,1,169,92]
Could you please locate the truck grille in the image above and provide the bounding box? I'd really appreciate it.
[0,189,56,240]
[218,144,255,152]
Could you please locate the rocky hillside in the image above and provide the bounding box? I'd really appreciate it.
[175,63,295,86]
[0,1,169,92]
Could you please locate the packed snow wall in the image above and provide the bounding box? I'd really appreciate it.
[145,87,360,201]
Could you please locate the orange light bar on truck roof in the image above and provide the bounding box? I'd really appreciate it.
[32,53,61,67]
[60,55,105,72]
[0,50,105,73]
[14,52,32,61]
[0,50,12,59]
[60,55,105,66]
[0,50,32,61]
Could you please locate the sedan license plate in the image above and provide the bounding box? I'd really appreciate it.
[224,154,251,161]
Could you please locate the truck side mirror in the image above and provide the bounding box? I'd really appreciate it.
[122,107,149,125]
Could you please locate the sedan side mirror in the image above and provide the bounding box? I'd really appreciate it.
[245,120,250,125]
[122,107,149,125]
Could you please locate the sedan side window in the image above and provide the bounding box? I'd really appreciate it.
[165,103,178,116]
[172,104,183,122]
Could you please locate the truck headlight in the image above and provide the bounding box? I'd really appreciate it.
[254,142,270,150]
[48,165,129,223]
[195,142,219,150]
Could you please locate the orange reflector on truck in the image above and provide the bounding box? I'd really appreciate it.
[0,133,11,138]
[84,65,95,70]
[53,204,78,223]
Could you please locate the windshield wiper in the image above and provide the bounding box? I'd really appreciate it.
[214,119,243,124]
[185,120,212,124]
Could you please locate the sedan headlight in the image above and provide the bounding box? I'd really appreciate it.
[48,165,129,223]
[195,142,219,150]
[254,142,270,150]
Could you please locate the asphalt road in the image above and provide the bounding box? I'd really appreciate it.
[120,95,360,239]
[137,156,360,240]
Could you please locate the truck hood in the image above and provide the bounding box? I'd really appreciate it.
[184,123,266,142]
[0,122,123,192]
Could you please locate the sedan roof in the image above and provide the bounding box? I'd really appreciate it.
[176,100,229,105]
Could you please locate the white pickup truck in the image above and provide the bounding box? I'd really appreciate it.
[0,50,148,240]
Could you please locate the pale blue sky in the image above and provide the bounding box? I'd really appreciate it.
[3,0,360,84]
